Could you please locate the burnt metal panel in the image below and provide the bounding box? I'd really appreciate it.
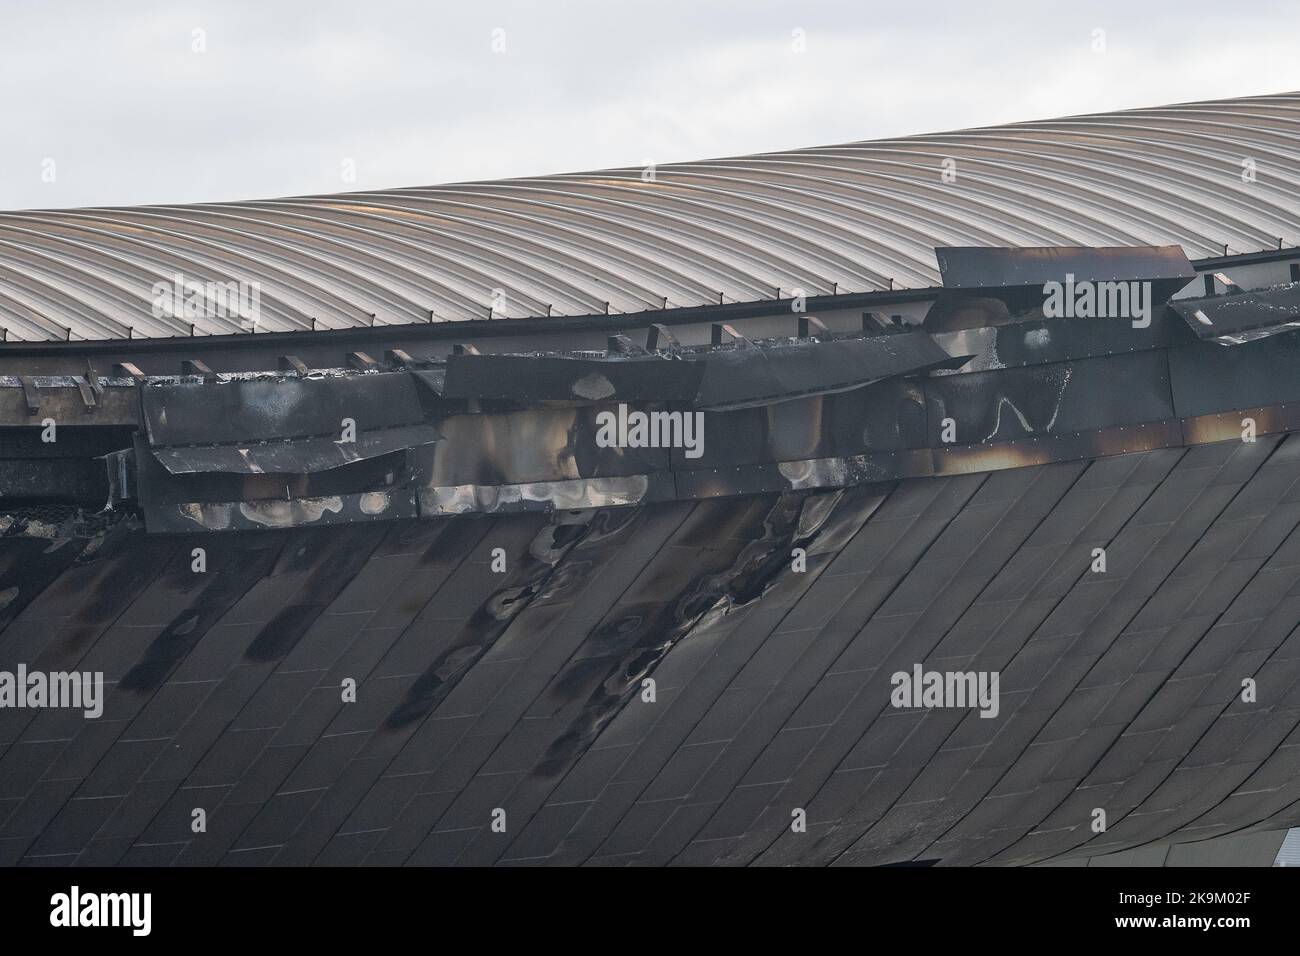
[441,352,703,403]
[424,404,668,487]
[0,458,109,502]
[140,371,427,446]
[419,473,675,515]
[156,487,419,533]
[930,315,1186,374]
[439,332,961,410]
[929,421,1184,475]
[923,351,1175,445]
[0,380,137,425]
[927,245,1196,332]
[1169,332,1300,418]
[1169,281,1300,345]
[692,332,961,410]
[672,379,930,472]
[133,433,421,533]
[131,370,441,529]
[151,422,440,475]
[674,451,924,499]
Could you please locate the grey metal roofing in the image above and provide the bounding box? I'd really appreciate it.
[2,91,1299,342]
[5,436,1300,865]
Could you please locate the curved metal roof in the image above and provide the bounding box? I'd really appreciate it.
[2,90,1299,342]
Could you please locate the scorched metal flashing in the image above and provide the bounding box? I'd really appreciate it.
[1169,280,1300,345]
[438,328,964,409]
[12,276,1300,530]
[925,244,1197,332]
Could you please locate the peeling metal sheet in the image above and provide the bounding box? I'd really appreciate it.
[440,352,702,403]
[1169,281,1300,345]
[162,488,418,533]
[141,370,428,446]
[425,405,668,486]
[929,315,1183,374]
[420,473,673,515]
[927,245,1196,332]
[151,422,440,475]
[439,332,962,410]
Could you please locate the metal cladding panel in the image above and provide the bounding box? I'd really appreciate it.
[440,353,704,403]
[151,422,439,475]
[141,371,428,446]
[1169,281,1300,344]
[672,379,929,471]
[425,404,669,486]
[2,91,1299,342]
[692,332,958,410]
[6,443,1300,865]
[929,315,1185,373]
[1169,332,1300,418]
[0,381,136,425]
[923,351,1175,444]
[438,332,958,410]
[419,473,674,515]
[925,245,1196,335]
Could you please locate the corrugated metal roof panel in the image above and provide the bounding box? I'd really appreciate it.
[1,91,1298,341]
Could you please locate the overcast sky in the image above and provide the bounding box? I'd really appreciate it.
[3,0,1298,210]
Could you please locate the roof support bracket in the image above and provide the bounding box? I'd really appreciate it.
[18,375,40,416]
[279,355,310,376]
[182,359,219,383]
[798,314,828,339]
[646,323,680,353]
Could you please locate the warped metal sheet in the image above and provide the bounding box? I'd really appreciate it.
[425,405,668,486]
[1169,281,1300,344]
[151,422,440,475]
[929,315,1184,374]
[672,379,929,471]
[1169,332,1300,417]
[923,351,1174,444]
[440,353,702,403]
[141,371,427,446]
[693,332,962,410]
[438,332,962,410]
[157,487,419,532]
[926,245,1196,332]
[420,473,675,515]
